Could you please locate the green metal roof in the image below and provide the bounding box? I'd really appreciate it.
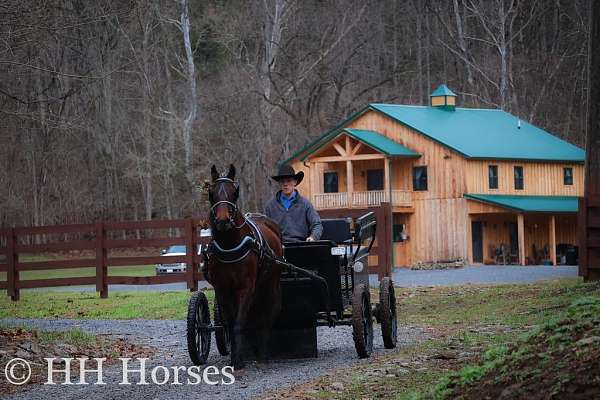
[464,194,579,213]
[430,84,456,97]
[370,104,585,163]
[339,129,420,157]
[281,100,585,166]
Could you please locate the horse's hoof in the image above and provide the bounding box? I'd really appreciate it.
[232,367,246,378]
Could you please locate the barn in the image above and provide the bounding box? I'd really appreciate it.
[282,85,585,272]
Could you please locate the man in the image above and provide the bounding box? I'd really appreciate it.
[264,164,322,242]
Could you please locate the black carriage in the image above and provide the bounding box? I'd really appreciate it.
[187,211,398,363]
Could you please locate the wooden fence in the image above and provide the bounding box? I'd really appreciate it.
[0,219,210,301]
[579,196,600,281]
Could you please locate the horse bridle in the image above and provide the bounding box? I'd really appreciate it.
[209,177,246,229]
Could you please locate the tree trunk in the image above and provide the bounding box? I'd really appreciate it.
[587,0,600,195]
[181,0,198,184]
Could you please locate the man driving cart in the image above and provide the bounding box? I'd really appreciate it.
[264,164,323,243]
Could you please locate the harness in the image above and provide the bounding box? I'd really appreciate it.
[202,177,335,327]
[204,213,273,265]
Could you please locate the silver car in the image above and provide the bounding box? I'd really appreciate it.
[155,229,211,275]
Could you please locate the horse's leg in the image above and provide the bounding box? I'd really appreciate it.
[260,280,282,363]
[230,288,253,370]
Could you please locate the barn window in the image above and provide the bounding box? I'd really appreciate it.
[488,165,498,189]
[413,166,428,191]
[514,166,524,190]
[563,168,573,185]
[323,171,338,193]
[367,169,384,191]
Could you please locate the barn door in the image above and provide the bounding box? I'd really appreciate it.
[471,221,483,263]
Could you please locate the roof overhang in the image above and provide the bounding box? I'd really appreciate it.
[464,194,579,213]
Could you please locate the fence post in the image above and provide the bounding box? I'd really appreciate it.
[379,202,393,280]
[96,222,108,298]
[7,228,19,301]
[185,219,197,292]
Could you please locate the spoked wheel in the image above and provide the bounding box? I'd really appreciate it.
[214,301,230,356]
[352,283,374,358]
[187,291,211,365]
[379,277,398,349]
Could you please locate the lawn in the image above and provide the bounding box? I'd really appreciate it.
[261,277,600,400]
[0,290,213,319]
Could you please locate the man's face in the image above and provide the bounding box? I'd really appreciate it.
[279,177,297,196]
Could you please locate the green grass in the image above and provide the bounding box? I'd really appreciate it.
[36,328,99,346]
[0,290,214,319]
[288,278,600,400]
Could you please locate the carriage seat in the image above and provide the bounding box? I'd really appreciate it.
[319,218,352,244]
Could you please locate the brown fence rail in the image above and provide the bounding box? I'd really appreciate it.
[0,219,210,301]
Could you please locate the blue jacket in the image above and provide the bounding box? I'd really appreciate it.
[264,191,323,242]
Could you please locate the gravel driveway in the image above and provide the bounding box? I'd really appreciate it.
[1,318,425,400]
[382,265,578,287]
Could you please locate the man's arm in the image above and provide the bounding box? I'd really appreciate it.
[306,202,323,240]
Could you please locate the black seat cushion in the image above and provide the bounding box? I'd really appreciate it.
[320,219,351,244]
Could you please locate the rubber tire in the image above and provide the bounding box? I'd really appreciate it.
[379,277,398,349]
[214,301,230,356]
[352,283,374,358]
[187,291,211,365]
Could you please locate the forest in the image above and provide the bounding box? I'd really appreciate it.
[0,0,591,228]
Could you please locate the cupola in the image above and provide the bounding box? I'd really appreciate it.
[430,84,457,111]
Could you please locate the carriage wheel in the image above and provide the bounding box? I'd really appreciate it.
[214,301,230,356]
[352,283,374,358]
[187,291,211,365]
[379,277,398,349]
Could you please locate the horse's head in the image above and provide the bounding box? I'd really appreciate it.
[208,164,240,232]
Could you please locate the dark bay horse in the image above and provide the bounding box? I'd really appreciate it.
[205,164,283,369]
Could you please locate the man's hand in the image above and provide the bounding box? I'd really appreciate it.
[306,236,315,242]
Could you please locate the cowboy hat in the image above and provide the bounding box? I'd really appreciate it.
[271,164,304,185]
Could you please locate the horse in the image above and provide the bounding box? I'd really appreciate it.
[204,164,283,369]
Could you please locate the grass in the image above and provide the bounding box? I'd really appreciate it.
[431,295,600,399]
[270,278,600,400]
[0,290,214,319]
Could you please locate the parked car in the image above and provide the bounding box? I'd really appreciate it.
[155,229,211,275]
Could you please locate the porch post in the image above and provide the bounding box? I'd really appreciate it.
[549,215,557,266]
[517,213,525,266]
[346,160,353,207]
[384,157,392,203]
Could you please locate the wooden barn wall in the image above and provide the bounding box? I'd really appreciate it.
[347,110,470,264]
[466,160,584,196]
[406,198,469,263]
[291,160,311,197]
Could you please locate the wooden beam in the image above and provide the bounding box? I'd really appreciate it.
[345,135,352,154]
[332,142,346,156]
[346,160,354,203]
[309,162,318,201]
[351,142,363,155]
[518,214,525,266]
[311,154,385,162]
[549,215,556,266]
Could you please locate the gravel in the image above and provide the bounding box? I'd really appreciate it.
[369,265,578,287]
[1,318,425,400]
